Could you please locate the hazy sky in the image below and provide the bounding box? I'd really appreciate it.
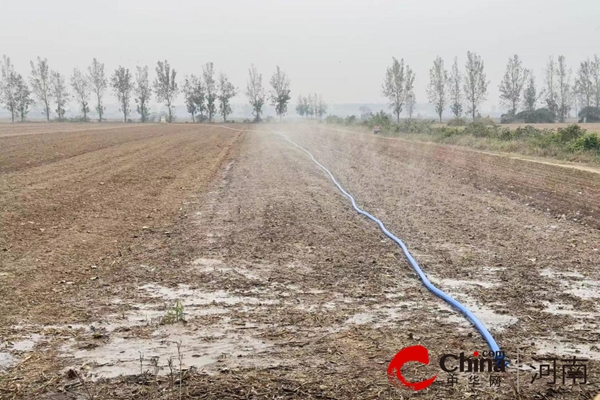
[1,0,599,112]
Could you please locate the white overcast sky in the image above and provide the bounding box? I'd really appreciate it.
[1,0,599,110]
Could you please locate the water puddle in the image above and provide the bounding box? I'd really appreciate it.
[0,353,15,371]
[139,284,278,306]
[0,334,44,371]
[534,338,600,360]
[192,258,264,281]
[440,297,518,332]
[10,335,42,352]
[62,324,272,379]
[344,301,416,327]
[541,301,599,318]
[565,280,600,299]
[540,269,584,279]
[539,269,600,300]
[426,276,517,332]
[345,313,375,325]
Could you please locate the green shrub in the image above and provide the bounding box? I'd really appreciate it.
[476,116,496,126]
[568,132,600,151]
[365,110,393,129]
[325,115,344,124]
[518,108,556,123]
[502,109,556,124]
[396,119,434,134]
[447,118,467,126]
[438,127,463,137]
[557,124,585,143]
[463,121,494,137]
[345,115,357,125]
[578,107,600,123]
[511,125,549,140]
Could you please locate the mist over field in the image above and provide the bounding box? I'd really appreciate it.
[1,0,599,120]
[3,2,600,398]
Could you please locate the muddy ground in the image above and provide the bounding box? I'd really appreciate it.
[0,123,599,399]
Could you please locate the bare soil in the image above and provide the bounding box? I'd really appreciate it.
[1,123,599,399]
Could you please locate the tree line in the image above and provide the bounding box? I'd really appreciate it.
[0,56,296,123]
[294,93,328,119]
[384,53,600,124]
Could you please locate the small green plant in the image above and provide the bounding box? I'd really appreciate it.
[162,299,185,324]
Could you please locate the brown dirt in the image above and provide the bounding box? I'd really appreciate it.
[1,123,599,399]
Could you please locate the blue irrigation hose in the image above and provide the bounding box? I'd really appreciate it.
[280,133,505,363]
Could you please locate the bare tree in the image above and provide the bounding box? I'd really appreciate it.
[1,55,18,123]
[194,79,207,122]
[307,94,316,118]
[134,66,152,123]
[499,55,529,117]
[405,65,416,119]
[50,71,69,122]
[88,58,107,122]
[269,66,291,120]
[317,95,327,119]
[183,75,200,123]
[463,51,489,120]
[302,96,310,118]
[592,54,600,109]
[544,57,558,119]
[111,66,133,122]
[523,73,543,112]
[556,55,572,122]
[71,68,90,121]
[203,62,217,122]
[449,57,463,119]
[153,60,178,123]
[571,85,580,118]
[14,74,33,122]
[30,57,52,121]
[427,56,449,123]
[245,64,265,122]
[218,73,237,122]
[382,57,405,123]
[575,59,594,109]
[295,95,304,118]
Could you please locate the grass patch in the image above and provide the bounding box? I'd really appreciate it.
[326,115,600,165]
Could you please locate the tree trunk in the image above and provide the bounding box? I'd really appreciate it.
[97,94,102,122]
[396,111,400,123]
